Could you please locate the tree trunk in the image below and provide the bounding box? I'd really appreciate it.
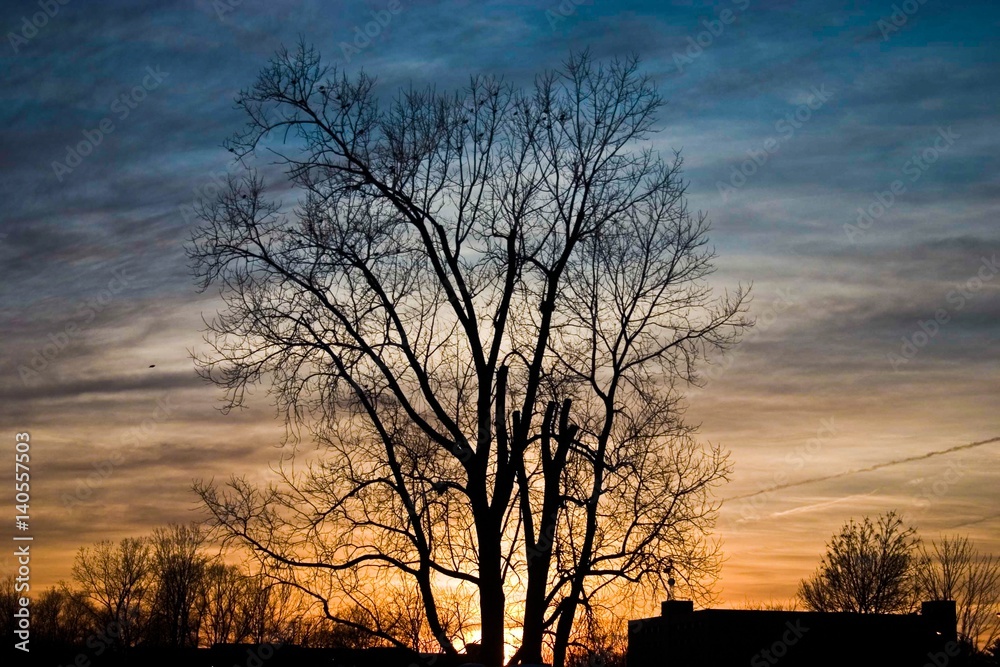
[478,535,507,667]
[520,555,549,665]
[520,400,575,666]
[550,594,578,667]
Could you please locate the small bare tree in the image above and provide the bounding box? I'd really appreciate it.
[190,43,749,667]
[799,511,920,614]
[149,523,209,647]
[72,537,153,648]
[33,586,95,647]
[916,535,1000,651]
[735,598,800,611]
[0,575,17,641]
[199,563,250,646]
[200,560,290,645]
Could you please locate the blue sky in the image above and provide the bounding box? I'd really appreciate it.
[1,0,998,604]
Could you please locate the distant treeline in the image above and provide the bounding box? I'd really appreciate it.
[0,522,627,666]
[1,523,422,653]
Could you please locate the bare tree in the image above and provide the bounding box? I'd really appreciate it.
[916,535,1000,652]
[308,604,389,649]
[988,638,1000,664]
[72,537,153,648]
[735,598,800,611]
[799,511,920,614]
[33,586,95,647]
[564,602,629,667]
[0,575,19,642]
[199,563,253,646]
[242,575,291,644]
[149,523,209,647]
[190,43,748,667]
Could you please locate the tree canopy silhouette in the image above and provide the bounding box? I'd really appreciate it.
[916,535,1000,652]
[189,44,750,667]
[799,511,920,614]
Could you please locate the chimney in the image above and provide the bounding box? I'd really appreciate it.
[921,600,957,644]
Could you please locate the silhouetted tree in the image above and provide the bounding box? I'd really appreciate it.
[799,511,920,614]
[987,637,1000,665]
[242,575,291,644]
[199,563,257,645]
[735,598,799,611]
[564,605,628,667]
[190,44,749,667]
[72,537,153,648]
[916,535,1000,652]
[0,575,19,642]
[33,586,94,647]
[149,523,209,647]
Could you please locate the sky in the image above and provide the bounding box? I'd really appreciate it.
[0,0,998,610]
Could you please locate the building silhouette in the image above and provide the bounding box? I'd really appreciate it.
[628,599,959,667]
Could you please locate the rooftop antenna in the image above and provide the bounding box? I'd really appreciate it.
[666,560,676,601]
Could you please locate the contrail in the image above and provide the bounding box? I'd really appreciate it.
[769,490,879,518]
[947,512,1000,530]
[725,436,1000,503]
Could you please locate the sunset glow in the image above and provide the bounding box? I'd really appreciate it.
[2,1,998,665]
